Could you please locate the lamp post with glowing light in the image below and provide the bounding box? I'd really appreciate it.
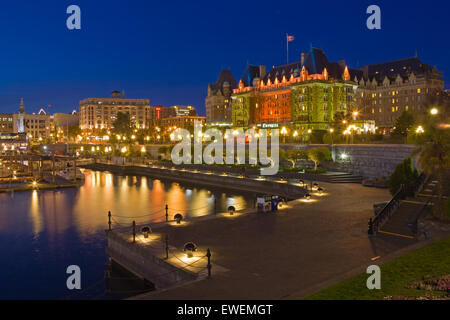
[329,128,334,145]
[281,127,288,144]
[416,125,424,134]
[430,108,438,116]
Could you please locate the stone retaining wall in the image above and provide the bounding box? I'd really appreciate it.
[283,144,417,178]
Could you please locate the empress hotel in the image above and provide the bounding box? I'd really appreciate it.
[206,47,444,133]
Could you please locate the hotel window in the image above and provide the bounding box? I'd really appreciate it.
[392,107,395,112]
[405,106,409,111]
[417,88,421,93]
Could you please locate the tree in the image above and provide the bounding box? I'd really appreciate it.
[283,149,308,168]
[387,158,419,196]
[332,111,352,134]
[68,125,81,140]
[392,111,415,139]
[112,112,132,136]
[307,147,331,171]
[413,110,450,219]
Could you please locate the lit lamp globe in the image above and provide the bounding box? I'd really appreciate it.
[174,213,183,224]
[183,242,197,258]
[141,226,152,239]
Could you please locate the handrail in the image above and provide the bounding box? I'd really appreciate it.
[369,173,426,235]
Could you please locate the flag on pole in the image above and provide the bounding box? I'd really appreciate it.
[286,34,295,64]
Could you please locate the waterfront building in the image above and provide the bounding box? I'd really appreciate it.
[1,99,51,141]
[52,111,79,129]
[171,105,197,117]
[205,69,237,124]
[79,91,150,130]
[232,48,358,135]
[20,109,51,140]
[0,114,14,133]
[149,105,175,125]
[355,56,444,132]
[160,116,206,131]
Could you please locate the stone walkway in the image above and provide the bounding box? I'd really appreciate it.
[129,182,420,300]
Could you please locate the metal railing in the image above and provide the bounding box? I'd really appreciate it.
[368,173,426,235]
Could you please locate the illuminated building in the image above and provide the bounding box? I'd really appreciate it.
[1,100,51,141]
[79,90,150,130]
[232,48,357,134]
[172,105,197,117]
[149,105,175,126]
[160,116,206,131]
[205,69,237,124]
[0,114,14,134]
[354,56,444,132]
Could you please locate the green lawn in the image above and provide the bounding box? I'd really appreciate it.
[305,236,450,300]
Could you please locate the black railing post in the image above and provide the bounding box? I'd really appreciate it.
[108,211,111,231]
[206,248,212,279]
[165,204,169,222]
[132,220,136,243]
[368,218,374,235]
[165,234,169,260]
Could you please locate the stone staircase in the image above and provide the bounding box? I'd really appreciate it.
[323,172,363,184]
[378,178,437,239]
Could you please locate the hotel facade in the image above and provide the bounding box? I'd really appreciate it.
[229,48,444,134]
[79,91,151,130]
[354,57,444,132]
[232,48,358,135]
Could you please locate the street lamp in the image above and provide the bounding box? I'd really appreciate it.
[430,108,438,115]
[329,128,334,145]
[281,127,288,143]
[416,125,424,134]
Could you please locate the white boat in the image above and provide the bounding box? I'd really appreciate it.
[58,167,85,182]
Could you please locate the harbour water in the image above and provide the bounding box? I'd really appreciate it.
[0,169,255,299]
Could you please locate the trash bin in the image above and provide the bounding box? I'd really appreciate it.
[257,196,266,213]
[257,195,272,213]
[271,195,281,212]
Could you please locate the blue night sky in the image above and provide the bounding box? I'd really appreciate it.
[0,0,448,115]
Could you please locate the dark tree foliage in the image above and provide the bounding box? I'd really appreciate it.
[392,111,415,138]
[112,112,132,136]
[387,157,419,196]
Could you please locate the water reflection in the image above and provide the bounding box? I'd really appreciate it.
[0,170,255,299]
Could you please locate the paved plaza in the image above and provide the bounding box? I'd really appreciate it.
[131,182,419,300]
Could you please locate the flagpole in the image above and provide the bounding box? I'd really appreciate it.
[286,33,289,64]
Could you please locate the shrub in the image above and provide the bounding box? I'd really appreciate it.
[307,147,331,171]
[387,158,419,195]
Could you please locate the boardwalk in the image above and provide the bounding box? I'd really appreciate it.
[113,182,419,300]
